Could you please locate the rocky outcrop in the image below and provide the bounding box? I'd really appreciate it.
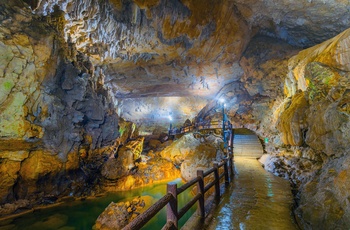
[295,154,350,229]
[94,196,154,230]
[102,137,144,181]
[101,135,180,191]
[273,29,350,228]
[159,133,225,181]
[0,2,119,209]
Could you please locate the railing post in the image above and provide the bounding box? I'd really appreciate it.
[197,170,205,219]
[213,163,220,200]
[229,154,234,180]
[166,183,178,229]
[223,159,229,186]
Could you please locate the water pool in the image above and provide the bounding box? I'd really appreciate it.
[0,178,195,230]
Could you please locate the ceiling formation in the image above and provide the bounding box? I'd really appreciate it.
[28,0,350,99]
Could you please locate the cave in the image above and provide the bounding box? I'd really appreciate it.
[0,0,349,229]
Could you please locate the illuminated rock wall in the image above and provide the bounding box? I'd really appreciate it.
[278,28,350,229]
[0,2,119,207]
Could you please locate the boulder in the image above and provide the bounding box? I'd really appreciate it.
[159,133,224,181]
[94,196,154,230]
[104,157,180,191]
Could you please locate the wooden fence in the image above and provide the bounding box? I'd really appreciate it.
[168,120,233,136]
[123,156,234,230]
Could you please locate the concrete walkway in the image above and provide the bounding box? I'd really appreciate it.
[233,129,264,158]
[203,156,299,230]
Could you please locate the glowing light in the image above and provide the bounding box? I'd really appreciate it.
[168,115,173,121]
[219,98,225,103]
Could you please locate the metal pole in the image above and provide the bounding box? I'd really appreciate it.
[222,103,226,149]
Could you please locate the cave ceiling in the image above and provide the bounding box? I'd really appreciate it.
[28,0,350,99]
[28,0,350,100]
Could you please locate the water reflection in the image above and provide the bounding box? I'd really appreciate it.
[0,178,195,230]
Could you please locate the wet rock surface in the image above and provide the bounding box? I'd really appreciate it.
[94,196,154,230]
[203,157,298,230]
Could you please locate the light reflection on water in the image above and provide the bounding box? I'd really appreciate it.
[1,178,195,230]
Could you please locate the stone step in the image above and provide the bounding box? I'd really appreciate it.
[232,133,263,158]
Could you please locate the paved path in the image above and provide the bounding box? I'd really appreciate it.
[233,129,264,158]
[203,156,299,230]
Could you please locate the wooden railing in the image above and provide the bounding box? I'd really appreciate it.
[123,157,234,230]
[168,120,233,136]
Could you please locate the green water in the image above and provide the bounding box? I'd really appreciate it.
[0,178,195,230]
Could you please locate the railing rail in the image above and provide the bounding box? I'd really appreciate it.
[168,119,233,136]
[123,156,234,230]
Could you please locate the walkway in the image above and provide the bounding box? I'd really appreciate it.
[233,129,264,158]
[203,156,299,230]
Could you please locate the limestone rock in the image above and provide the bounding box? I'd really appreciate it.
[117,119,138,146]
[123,137,144,160]
[0,199,30,216]
[0,160,21,203]
[101,137,144,180]
[159,133,201,166]
[101,157,130,181]
[271,28,350,229]
[94,196,154,230]
[277,91,309,146]
[286,28,350,96]
[159,133,224,181]
[16,150,63,198]
[295,153,350,229]
[103,157,180,191]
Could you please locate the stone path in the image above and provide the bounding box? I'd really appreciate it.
[203,156,299,230]
[233,129,264,158]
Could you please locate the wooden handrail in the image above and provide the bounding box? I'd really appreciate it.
[176,177,199,195]
[123,193,173,230]
[168,119,233,136]
[123,157,234,230]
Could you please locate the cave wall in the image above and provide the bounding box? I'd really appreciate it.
[277,28,350,229]
[196,30,349,228]
[0,2,119,208]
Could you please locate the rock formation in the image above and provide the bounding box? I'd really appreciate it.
[0,1,119,211]
[94,196,154,230]
[159,133,225,181]
[1,0,350,228]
